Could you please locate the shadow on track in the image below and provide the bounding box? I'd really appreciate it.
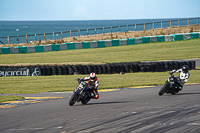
[178,92,200,95]
[160,92,200,96]
[74,101,133,106]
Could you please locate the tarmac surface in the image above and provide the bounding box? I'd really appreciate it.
[0,59,199,133]
[0,84,200,133]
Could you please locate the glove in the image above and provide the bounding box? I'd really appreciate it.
[76,78,81,83]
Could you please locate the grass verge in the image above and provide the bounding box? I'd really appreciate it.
[0,67,199,94]
[0,95,24,103]
[0,39,200,65]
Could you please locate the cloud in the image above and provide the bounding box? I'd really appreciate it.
[73,5,87,15]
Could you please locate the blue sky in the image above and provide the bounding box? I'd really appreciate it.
[0,0,199,20]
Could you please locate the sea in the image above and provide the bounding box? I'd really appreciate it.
[0,18,198,44]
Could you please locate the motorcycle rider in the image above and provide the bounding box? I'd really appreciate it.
[80,72,99,99]
[170,65,190,89]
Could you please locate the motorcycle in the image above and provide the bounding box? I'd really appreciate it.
[69,78,92,106]
[158,73,182,96]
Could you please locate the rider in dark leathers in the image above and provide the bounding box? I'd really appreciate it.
[170,65,190,89]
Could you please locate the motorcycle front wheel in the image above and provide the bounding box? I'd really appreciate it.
[158,83,168,96]
[69,93,78,106]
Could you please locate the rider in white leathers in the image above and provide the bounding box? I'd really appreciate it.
[170,65,190,89]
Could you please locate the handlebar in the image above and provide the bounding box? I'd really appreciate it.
[169,72,174,77]
[75,78,81,83]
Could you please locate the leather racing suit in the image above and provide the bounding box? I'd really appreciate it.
[81,76,99,99]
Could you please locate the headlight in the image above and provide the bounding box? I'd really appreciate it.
[79,84,83,88]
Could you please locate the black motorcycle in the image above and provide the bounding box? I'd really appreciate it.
[69,78,93,106]
[158,73,182,96]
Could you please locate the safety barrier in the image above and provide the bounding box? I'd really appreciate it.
[0,32,200,54]
[0,60,196,76]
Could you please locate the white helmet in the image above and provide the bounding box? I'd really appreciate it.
[90,72,96,80]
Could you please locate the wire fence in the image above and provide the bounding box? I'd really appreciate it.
[0,17,199,45]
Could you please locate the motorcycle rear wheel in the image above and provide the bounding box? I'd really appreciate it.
[69,93,78,106]
[81,92,91,105]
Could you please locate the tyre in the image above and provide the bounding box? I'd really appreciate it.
[58,66,63,75]
[168,61,173,71]
[69,93,78,106]
[45,66,51,76]
[52,66,58,75]
[106,65,112,74]
[93,65,98,74]
[97,65,103,74]
[81,92,91,105]
[68,65,74,75]
[191,61,196,70]
[163,61,169,71]
[173,61,178,70]
[77,65,83,74]
[132,63,139,72]
[124,64,130,73]
[158,62,164,72]
[82,65,88,74]
[72,65,79,74]
[87,65,94,73]
[61,65,67,75]
[39,66,46,75]
[158,83,168,96]
[171,92,177,95]
[102,65,108,74]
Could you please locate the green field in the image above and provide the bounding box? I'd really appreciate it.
[0,39,200,96]
[0,69,200,94]
[0,39,200,65]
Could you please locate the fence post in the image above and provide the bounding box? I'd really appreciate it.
[127,25,128,32]
[144,23,145,31]
[135,24,136,31]
[110,27,112,38]
[53,32,54,40]
[61,31,63,39]
[152,22,154,29]
[35,34,37,43]
[187,19,189,26]
[170,20,171,27]
[44,33,46,43]
[17,35,19,44]
[87,29,88,37]
[178,19,180,27]
[26,35,28,44]
[103,27,104,35]
[95,28,96,36]
[161,21,163,28]
[7,36,9,44]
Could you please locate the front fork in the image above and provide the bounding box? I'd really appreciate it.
[74,87,88,101]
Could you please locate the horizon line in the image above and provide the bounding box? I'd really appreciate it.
[0,17,199,21]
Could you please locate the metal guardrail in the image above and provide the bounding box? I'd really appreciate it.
[0,17,199,45]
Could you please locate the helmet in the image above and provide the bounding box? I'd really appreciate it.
[90,72,96,80]
[182,65,189,73]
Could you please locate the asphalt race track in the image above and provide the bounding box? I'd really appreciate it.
[0,84,200,133]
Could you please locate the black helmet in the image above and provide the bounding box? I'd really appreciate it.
[182,65,189,73]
